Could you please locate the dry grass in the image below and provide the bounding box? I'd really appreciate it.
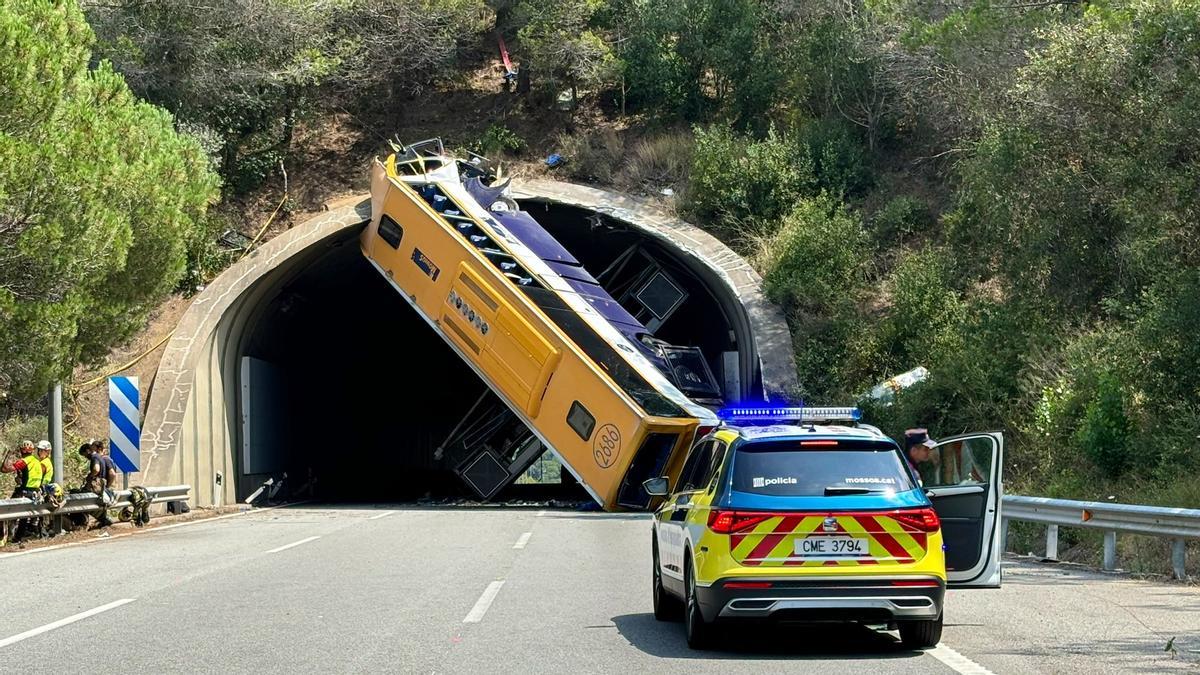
[615,131,693,197]
[554,129,626,183]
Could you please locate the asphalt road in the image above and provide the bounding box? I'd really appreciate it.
[1,505,1197,673]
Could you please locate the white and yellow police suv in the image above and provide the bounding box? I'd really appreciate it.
[645,407,1004,649]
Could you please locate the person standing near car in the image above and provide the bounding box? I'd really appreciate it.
[903,428,938,486]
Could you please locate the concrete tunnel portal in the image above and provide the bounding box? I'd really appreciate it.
[140,181,798,507]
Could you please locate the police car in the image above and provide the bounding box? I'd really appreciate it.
[645,407,1003,649]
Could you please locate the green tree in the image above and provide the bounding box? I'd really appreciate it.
[516,0,618,107]
[606,0,778,124]
[85,0,339,191]
[0,0,218,407]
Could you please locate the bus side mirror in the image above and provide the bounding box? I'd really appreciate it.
[643,476,670,497]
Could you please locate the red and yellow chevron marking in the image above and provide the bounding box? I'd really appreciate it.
[729,514,928,567]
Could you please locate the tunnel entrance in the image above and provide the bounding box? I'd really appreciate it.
[232,206,742,504]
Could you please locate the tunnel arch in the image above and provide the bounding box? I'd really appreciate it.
[141,184,797,506]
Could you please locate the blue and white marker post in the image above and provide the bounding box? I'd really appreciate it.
[108,376,141,487]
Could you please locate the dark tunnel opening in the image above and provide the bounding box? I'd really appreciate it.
[231,204,752,503]
[236,229,583,503]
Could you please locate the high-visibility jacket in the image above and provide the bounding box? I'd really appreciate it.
[17,454,43,489]
[40,457,53,485]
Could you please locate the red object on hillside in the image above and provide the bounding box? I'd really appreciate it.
[498,35,516,76]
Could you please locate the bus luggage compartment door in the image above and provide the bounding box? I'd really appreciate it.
[442,264,561,417]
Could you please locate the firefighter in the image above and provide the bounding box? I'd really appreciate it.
[36,440,53,485]
[1,441,44,541]
[36,440,55,537]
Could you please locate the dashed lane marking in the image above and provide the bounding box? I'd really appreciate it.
[463,581,506,623]
[928,643,996,675]
[0,598,135,648]
[368,511,395,520]
[266,536,320,554]
[513,532,532,549]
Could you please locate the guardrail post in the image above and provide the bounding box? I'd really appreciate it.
[1045,524,1059,560]
[1001,517,1010,553]
[1172,539,1186,580]
[1103,531,1117,571]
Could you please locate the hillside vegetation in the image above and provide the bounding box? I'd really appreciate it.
[1,0,1198,506]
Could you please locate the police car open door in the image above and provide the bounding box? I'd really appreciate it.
[922,432,1004,588]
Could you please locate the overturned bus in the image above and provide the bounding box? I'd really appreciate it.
[360,140,739,509]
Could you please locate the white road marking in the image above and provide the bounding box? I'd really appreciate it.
[0,598,135,648]
[513,532,532,549]
[463,581,506,623]
[266,536,320,554]
[368,511,395,520]
[928,643,996,675]
[0,501,308,561]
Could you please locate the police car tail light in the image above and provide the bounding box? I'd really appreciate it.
[891,508,941,532]
[708,510,772,534]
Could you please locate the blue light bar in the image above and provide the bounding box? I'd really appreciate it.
[718,406,862,424]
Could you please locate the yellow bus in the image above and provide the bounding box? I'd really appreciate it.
[360,141,718,510]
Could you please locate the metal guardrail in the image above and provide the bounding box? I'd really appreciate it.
[0,485,190,522]
[1002,494,1200,580]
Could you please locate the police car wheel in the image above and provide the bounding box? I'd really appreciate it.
[683,557,713,649]
[898,614,943,650]
[652,541,680,621]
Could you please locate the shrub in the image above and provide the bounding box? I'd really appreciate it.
[229,150,283,196]
[799,118,873,197]
[755,194,869,313]
[872,195,932,243]
[1075,373,1132,478]
[686,125,817,232]
[476,123,526,157]
[878,248,966,368]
